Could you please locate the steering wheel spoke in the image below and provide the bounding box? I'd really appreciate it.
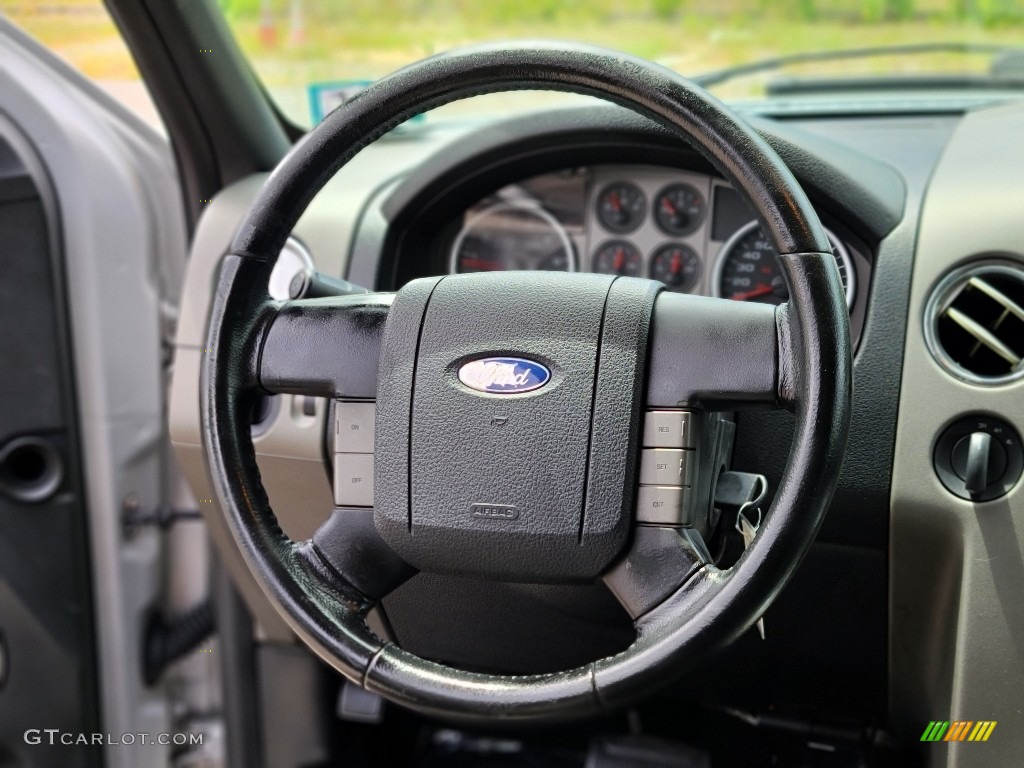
[602,525,712,620]
[647,292,791,410]
[259,293,394,399]
[306,506,417,602]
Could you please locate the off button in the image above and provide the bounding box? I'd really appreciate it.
[333,453,374,507]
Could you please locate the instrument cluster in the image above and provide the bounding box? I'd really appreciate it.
[449,165,858,309]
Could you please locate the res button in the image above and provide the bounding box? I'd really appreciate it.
[642,410,695,448]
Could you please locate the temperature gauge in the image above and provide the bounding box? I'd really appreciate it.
[650,243,701,292]
[596,182,646,234]
[653,183,705,237]
[593,241,642,277]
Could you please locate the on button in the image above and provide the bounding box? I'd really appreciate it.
[335,401,376,454]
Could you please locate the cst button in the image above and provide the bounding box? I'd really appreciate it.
[636,486,692,526]
[333,453,374,507]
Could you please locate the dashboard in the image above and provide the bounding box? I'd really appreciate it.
[446,165,862,309]
[170,97,1024,761]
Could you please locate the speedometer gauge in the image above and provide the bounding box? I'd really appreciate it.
[450,202,576,274]
[713,221,856,308]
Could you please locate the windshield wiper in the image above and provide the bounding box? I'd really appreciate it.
[692,42,1024,89]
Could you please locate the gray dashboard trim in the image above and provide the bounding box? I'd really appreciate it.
[890,101,1024,765]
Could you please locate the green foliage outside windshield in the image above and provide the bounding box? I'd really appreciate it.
[216,0,1022,124]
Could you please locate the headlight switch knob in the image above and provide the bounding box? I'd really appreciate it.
[934,415,1022,501]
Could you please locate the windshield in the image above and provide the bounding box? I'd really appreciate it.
[224,1,1023,127]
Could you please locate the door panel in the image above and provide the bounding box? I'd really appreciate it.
[0,121,99,768]
[0,16,188,768]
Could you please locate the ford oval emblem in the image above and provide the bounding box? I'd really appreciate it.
[457,357,551,395]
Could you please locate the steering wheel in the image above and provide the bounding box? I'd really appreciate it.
[201,43,851,722]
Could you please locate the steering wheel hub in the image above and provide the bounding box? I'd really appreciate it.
[375,271,660,581]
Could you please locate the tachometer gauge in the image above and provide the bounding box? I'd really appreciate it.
[596,182,646,234]
[653,183,705,237]
[714,221,855,308]
[650,243,701,292]
[593,240,642,276]
[450,202,576,274]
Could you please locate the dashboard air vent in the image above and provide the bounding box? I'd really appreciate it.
[925,260,1024,384]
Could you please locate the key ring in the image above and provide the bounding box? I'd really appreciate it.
[734,474,767,536]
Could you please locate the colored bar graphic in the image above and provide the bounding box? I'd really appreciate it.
[922,720,996,742]
[969,722,997,742]
[945,721,972,741]
[921,721,950,741]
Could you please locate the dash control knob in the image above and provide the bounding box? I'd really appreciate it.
[934,415,1023,501]
[951,432,1006,495]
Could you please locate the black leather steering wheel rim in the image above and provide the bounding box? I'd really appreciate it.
[201,43,851,721]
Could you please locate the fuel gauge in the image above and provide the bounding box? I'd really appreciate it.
[593,240,642,277]
[650,243,701,292]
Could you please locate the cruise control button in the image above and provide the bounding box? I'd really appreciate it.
[642,410,694,448]
[636,486,693,526]
[639,448,694,487]
[335,401,376,454]
[333,453,374,507]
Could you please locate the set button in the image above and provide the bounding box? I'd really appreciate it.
[639,448,695,486]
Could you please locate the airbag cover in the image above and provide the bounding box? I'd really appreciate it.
[375,272,657,581]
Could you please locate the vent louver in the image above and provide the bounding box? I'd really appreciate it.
[926,261,1024,384]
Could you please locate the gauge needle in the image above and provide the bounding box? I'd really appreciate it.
[730,284,774,301]
[459,258,502,271]
[614,248,624,272]
[661,198,677,215]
